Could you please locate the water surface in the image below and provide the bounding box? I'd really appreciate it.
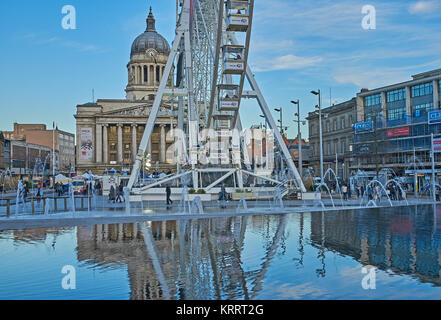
[1,205,441,299]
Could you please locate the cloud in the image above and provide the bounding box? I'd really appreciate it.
[253,54,323,72]
[409,1,441,14]
[19,33,104,53]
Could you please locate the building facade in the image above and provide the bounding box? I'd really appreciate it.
[352,69,441,180]
[3,123,75,174]
[74,7,177,175]
[307,98,356,181]
[9,140,55,175]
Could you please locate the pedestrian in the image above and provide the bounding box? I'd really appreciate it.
[115,184,123,203]
[219,183,227,208]
[166,184,173,205]
[109,185,116,203]
[342,184,348,201]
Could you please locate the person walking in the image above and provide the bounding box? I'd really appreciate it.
[166,184,173,205]
[115,183,123,203]
[219,183,227,208]
[109,185,116,203]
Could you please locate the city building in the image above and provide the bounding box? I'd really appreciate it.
[307,98,356,181]
[9,140,56,176]
[3,123,75,174]
[284,136,310,173]
[352,69,441,184]
[74,7,176,175]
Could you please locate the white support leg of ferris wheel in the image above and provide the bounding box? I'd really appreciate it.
[128,1,193,191]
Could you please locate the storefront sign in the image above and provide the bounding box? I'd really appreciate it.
[386,126,410,137]
[354,121,373,134]
[433,137,441,153]
[429,110,441,124]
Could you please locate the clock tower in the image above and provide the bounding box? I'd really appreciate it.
[125,7,173,101]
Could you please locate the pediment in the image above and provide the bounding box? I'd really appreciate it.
[98,104,175,117]
[100,104,150,117]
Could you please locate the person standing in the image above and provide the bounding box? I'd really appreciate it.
[166,184,173,205]
[109,185,116,203]
[342,184,348,201]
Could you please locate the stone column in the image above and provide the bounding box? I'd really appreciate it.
[132,124,137,162]
[103,124,108,164]
[433,80,439,110]
[160,124,166,163]
[117,124,123,163]
[96,124,102,163]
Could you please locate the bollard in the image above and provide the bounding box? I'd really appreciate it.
[89,196,92,209]
[54,198,58,212]
[32,199,34,215]
[43,198,46,212]
[6,200,10,217]
[64,198,67,211]
[81,197,84,209]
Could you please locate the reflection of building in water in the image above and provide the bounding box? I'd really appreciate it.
[310,205,441,285]
[12,228,66,243]
[75,216,271,300]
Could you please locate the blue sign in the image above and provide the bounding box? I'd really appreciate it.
[354,121,374,134]
[429,110,441,124]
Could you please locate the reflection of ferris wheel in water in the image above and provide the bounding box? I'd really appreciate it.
[127,0,305,193]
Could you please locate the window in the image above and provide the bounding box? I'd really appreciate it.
[411,82,433,97]
[341,117,345,129]
[412,102,433,117]
[364,94,382,107]
[387,88,406,102]
[156,66,160,82]
[387,107,406,120]
[143,66,148,83]
[333,119,337,131]
[342,140,346,153]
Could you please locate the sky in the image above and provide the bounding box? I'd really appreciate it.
[0,0,440,140]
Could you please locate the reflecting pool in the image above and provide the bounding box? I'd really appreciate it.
[1,205,441,299]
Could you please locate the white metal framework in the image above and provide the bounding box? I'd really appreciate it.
[127,0,306,194]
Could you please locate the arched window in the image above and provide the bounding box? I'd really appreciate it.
[143,66,148,83]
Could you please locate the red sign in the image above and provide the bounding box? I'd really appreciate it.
[433,138,441,153]
[387,126,410,137]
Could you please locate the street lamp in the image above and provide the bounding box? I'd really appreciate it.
[259,115,267,130]
[274,108,283,135]
[291,100,304,178]
[311,90,323,181]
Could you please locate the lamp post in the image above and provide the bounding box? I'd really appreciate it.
[291,100,305,178]
[311,90,323,181]
[274,108,283,135]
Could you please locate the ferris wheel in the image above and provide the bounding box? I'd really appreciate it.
[127,0,306,194]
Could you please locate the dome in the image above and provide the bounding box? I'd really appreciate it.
[130,7,170,57]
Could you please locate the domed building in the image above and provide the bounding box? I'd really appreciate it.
[126,7,173,101]
[74,7,177,176]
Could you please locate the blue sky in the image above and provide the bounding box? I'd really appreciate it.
[0,0,440,140]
